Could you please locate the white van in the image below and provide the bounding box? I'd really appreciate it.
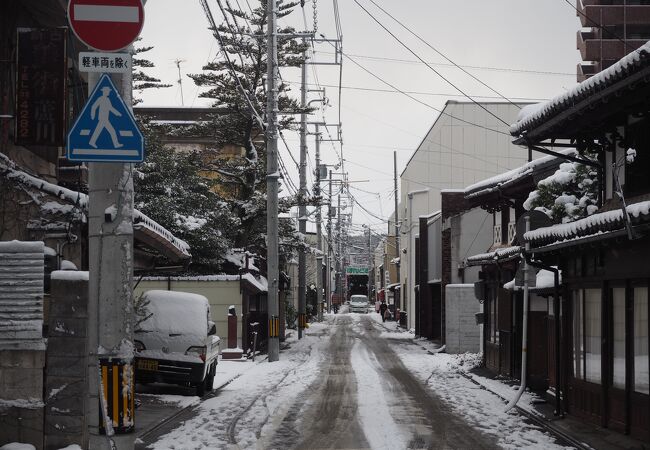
[349,294,370,313]
[134,290,221,396]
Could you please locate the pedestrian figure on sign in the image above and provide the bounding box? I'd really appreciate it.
[379,301,388,323]
[89,86,123,149]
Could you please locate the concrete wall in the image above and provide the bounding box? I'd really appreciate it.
[134,278,243,349]
[0,241,46,449]
[445,284,481,354]
[450,208,493,285]
[399,101,536,330]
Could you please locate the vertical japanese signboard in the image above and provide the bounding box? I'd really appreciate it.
[15,28,67,147]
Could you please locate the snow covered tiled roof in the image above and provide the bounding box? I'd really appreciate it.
[464,149,576,199]
[524,200,650,248]
[465,246,521,266]
[510,41,650,138]
[1,152,190,260]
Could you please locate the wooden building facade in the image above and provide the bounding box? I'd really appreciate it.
[509,41,650,440]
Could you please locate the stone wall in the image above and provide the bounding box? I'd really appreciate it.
[44,272,89,450]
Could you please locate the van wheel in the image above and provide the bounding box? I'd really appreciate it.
[196,377,207,397]
[206,363,215,392]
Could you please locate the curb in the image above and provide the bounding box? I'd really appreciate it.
[457,371,590,450]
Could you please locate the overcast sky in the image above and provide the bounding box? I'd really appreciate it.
[137,1,581,234]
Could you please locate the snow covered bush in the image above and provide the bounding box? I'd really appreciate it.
[523,154,600,224]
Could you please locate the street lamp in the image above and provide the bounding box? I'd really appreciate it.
[406,189,429,332]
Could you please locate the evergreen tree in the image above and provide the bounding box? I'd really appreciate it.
[524,154,600,224]
[132,39,173,105]
[134,122,237,272]
[187,0,308,258]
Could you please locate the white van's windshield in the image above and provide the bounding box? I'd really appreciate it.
[350,295,368,304]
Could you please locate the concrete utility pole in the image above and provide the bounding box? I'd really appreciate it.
[367,225,372,299]
[336,192,342,303]
[315,125,324,321]
[266,0,280,362]
[326,169,333,313]
[297,40,307,339]
[86,70,135,448]
[393,151,400,310]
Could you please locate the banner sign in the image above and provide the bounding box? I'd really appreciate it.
[346,267,369,275]
[15,28,67,147]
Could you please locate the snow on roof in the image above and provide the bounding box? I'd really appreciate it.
[510,41,650,137]
[464,149,576,199]
[51,270,89,281]
[1,152,190,259]
[503,268,562,292]
[141,273,268,292]
[0,240,44,254]
[524,200,650,247]
[465,246,521,266]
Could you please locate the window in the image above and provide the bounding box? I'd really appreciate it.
[612,288,626,390]
[585,289,602,384]
[573,288,603,384]
[635,287,649,394]
[573,290,584,380]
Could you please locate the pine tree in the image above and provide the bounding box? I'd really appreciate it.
[187,0,308,258]
[524,154,600,224]
[134,122,237,272]
[132,39,173,105]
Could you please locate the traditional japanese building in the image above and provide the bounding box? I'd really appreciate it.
[510,41,650,439]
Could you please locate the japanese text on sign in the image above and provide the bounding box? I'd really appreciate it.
[78,52,132,73]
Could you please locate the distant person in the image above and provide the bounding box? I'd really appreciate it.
[379,301,388,322]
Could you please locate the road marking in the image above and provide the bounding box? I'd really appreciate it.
[119,130,133,137]
[80,129,90,136]
[74,5,140,23]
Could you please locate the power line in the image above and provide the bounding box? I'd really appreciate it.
[284,80,549,102]
[323,39,512,137]
[315,51,575,77]
[364,0,521,109]
[352,0,511,126]
[563,0,634,51]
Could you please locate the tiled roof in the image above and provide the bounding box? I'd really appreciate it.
[524,201,650,248]
[510,41,650,138]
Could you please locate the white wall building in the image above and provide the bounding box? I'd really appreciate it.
[399,101,539,331]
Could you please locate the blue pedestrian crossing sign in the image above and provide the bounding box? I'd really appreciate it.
[67,74,144,162]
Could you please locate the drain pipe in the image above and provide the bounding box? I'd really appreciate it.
[506,216,530,412]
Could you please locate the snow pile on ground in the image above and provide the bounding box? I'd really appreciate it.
[149,323,329,449]
[394,350,568,449]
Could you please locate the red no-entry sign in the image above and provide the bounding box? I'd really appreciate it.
[67,0,144,52]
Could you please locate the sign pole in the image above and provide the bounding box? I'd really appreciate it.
[86,70,136,450]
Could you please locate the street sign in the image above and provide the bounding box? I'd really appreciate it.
[67,74,144,162]
[67,0,145,52]
[346,267,369,275]
[79,52,131,73]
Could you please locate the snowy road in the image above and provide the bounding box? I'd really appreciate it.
[141,313,571,450]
